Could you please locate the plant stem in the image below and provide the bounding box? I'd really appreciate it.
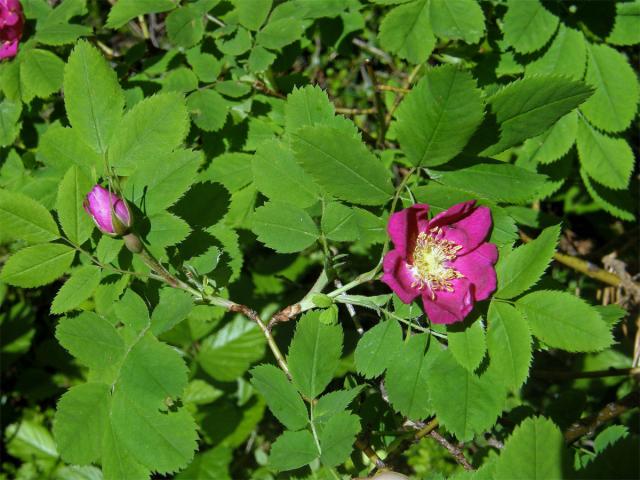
[428,430,474,471]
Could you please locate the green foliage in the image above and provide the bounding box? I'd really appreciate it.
[502,0,558,53]
[107,0,176,28]
[0,190,59,244]
[269,430,318,471]
[252,200,319,253]
[354,318,403,378]
[19,49,65,101]
[447,318,486,372]
[56,166,94,244]
[51,265,101,314]
[0,243,74,288]
[379,0,434,64]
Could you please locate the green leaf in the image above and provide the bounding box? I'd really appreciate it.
[447,319,486,372]
[248,45,277,72]
[315,387,363,425]
[385,334,435,420]
[198,317,266,381]
[252,200,319,253]
[496,224,560,299]
[518,112,577,165]
[151,288,194,336]
[253,139,320,208]
[429,349,505,441]
[0,98,22,147]
[146,212,191,253]
[321,201,358,242]
[114,289,150,332]
[20,48,65,101]
[109,93,189,175]
[0,243,74,288]
[250,364,308,431]
[5,419,58,463]
[394,66,484,167]
[293,125,393,205]
[486,301,531,391]
[237,0,272,30]
[269,430,318,471]
[183,379,223,405]
[580,42,639,133]
[482,76,592,156]
[435,163,548,204]
[186,48,221,83]
[502,0,558,53]
[318,412,361,467]
[354,319,403,379]
[56,312,125,370]
[53,383,110,464]
[37,124,101,176]
[187,89,228,132]
[284,85,336,134]
[102,422,149,480]
[107,0,176,28]
[288,311,343,399]
[494,416,566,479]
[608,1,640,46]
[56,165,94,244]
[379,0,434,64]
[166,6,204,48]
[51,265,102,314]
[525,26,586,80]
[580,168,635,222]
[256,17,303,49]
[516,291,613,352]
[429,0,485,44]
[0,190,59,243]
[204,153,253,193]
[64,41,124,155]
[176,446,232,480]
[217,27,252,56]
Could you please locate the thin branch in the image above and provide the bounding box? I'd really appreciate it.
[335,107,377,115]
[365,59,387,147]
[533,367,640,380]
[384,64,422,126]
[355,438,386,469]
[352,37,392,64]
[428,431,474,471]
[376,85,411,94]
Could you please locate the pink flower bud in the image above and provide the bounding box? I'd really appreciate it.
[0,0,24,61]
[83,185,132,236]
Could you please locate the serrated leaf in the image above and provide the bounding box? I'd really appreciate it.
[252,200,319,253]
[576,116,633,190]
[250,364,308,431]
[253,139,320,208]
[284,85,335,134]
[20,48,65,101]
[429,349,505,441]
[53,383,110,464]
[150,288,193,336]
[198,317,266,381]
[385,334,435,420]
[482,76,592,156]
[217,27,252,56]
[186,48,221,83]
[5,419,58,462]
[319,411,360,467]
[146,212,191,253]
[525,26,586,80]
[237,0,272,30]
[519,111,577,165]
[288,311,343,399]
[496,224,560,299]
[37,124,101,176]
[51,265,102,314]
[321,202,358,242]
[502,0,558,53]
[315,387,363,424]
[447,319,486,372]
[608,1,640,46]
[0,190,59,243]
[109,93,189,175]
[102,422,150,480]
[187,89,228,132]
[486,301,531,391]
[0,243,74,288]
[176,446,232,480]
[114,289,150,332]
[435,163,548,204]
[379,0,434,64]
[166,5,204,48]
[64,41,124,155]
[494,416,566,479]
[0,98,21,147]
[256,17,303,49]
[269,430,318,471]
[429,0,485,44]
[580,168,635,222]
[204,153,252,193]
[56,165,94,244]
[395,66,484,167]
[580,42,639,133]
[516,291,613,352]
[354,319,403,378]
[107,0,176,28]
[293,125,393,205]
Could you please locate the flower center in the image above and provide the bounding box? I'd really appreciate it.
[409,228,463,298]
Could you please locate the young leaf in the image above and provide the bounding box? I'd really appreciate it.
[525,26,586,80]
[379,0,434,64]
[51,265,102,314]
[318,412,361,467]
[486,301,532,391]
[429,0,485,44]
[0,190,59,244]
[292,125,393,205]
[0,243,75,288]
[56,166,94,244]
[496,224,560,299]
[288,311,343,399]
[252,200,319,253]
[447,319,486,372]
[518,112,577,165]
[269,430,318,471]
[250,364,308,431]
[64,41,124,155]
[502,0,559,53]
[354,319,403,379]
[516,291,613,352]
[394,65,484,167]
[107,0,176,28]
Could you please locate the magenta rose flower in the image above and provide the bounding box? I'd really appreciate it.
[83,185,131,236]
[0,0,23,60]
[382,201,498,325]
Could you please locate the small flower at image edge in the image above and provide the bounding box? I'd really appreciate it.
[0,0,24,60]
[83,185,132,236]
[382,201,498,325]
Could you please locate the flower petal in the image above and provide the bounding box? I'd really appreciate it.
[114,199,131,226]
[429,200,476,228]
[382,249,420,304]
[387,203,429,258]
[422,278,474,325]
[453,243,498,301]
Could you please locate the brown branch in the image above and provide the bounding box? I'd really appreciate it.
[428,431,474,471]
[533,367,640,380]
[355,438,386,470]
[335,107,378,115]
[365,59,387,147]
[376,85,411,94]
[384,64,422,126]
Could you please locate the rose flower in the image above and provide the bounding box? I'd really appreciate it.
[0,0,24,60]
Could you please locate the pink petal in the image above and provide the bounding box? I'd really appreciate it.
[429,200,476,228]
[422,278,474,325]
[114,199,131,225]
[452,243,498,301]
[382,249,420,304]
[0,39,18,60]
[387,203,429,258]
